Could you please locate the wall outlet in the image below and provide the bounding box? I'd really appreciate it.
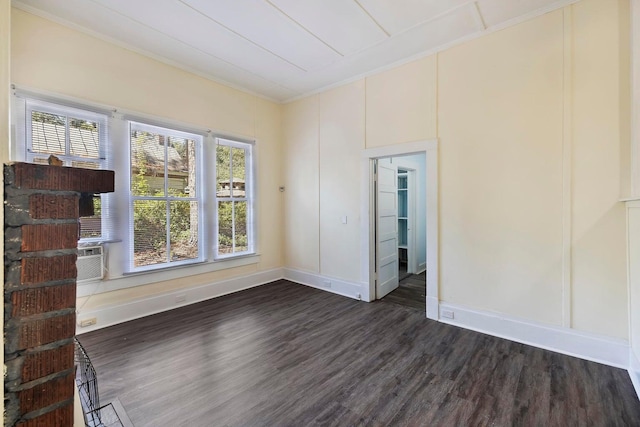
[175,294,186,303]
[322,280,332,288]
[441,309,455,319]
[79,318,97,327]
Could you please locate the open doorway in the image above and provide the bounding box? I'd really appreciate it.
[373,154,426,311]
[361,139,438,320]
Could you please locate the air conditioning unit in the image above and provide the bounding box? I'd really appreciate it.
[77,246,104,283]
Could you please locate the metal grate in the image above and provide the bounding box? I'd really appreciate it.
[74,338,123,427]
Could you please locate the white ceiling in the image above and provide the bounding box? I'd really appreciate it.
[13,0,578,103]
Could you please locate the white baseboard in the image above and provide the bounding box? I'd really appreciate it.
[629,349,640,399]
[76,268,284,334]
[283,268,365,301]
[438,302,630,369]
[426,296,438,320]
[417,262,427,275]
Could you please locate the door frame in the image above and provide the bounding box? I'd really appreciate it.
[360,139,439,320]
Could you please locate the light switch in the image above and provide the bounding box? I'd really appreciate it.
[341,216,347,224]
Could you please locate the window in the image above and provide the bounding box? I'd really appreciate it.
[13,91,258,279]
[129,122,203,270]
[215,138,254,258]
[22,99,110,241]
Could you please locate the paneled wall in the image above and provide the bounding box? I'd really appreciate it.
[11,9,284,317]
[283,0,630,341]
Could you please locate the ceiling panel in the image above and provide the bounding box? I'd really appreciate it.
[283,4,481,94]
[13,0,576,102]
[267,0,388,56]
[180,0,341,71]
[89,0,306,83]
[477,0,568,28]
[356,0,471,35]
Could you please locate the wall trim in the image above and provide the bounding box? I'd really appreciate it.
[438,302,630,369]
[629,349,640,399]
[283,268,365,301]
[361,138,439,320]
[76,268,284,334]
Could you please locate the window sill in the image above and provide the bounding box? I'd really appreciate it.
[77,253,261,297]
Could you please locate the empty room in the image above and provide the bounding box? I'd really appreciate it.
[3,0,640,425]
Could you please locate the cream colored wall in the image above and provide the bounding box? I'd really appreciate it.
[283,96,320,273]
[365,56,437,148]
[1,0,9,421]
[11,9,284,310]
[319,82,365,282]
[282,81,366,283]
[283,0,630,340]
[628,205,640,362]
[571,0,630,337]
[438,10,565,325]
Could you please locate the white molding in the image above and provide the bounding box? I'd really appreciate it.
[361,139,439,319]
[77,254,262,297]
[438,302,630,369]
[629,349,640,399]
[283,268,365,301]
[561,6,573,328]
[632,0,640,197]
[76,268,283,334]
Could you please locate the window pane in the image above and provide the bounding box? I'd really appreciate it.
[218,201,233,254]
[131,131,167,196]
[168,137,196,197]
[69,118,100,159]
[133,200,167,267]
[169,200,199,262]
[31,111,66,155]
[80,197,102,239]
[231,147,246,197]
[216,145,231,198]
[234,201,248,252]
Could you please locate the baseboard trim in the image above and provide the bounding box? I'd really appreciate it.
[438,302,629,369]
[283,268,365,301]
[629,349,640,399]
[76,268,284,334]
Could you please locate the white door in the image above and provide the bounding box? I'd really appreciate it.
[376,158,399,299]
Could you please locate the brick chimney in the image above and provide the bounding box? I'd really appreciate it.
[4,163,114,427]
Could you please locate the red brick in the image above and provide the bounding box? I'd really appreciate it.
[13,162,114,193]
[22,344,75,383]
[29,194,78,220]
[16,404,73,427]
[21,224,78,252]
[18,374,74,415]
[21,255,77,285]
[18,314,76,350]
[12,284,76,317]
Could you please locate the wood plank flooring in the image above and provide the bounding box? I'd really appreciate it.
[78,280,640,426]
[381,272,426,312]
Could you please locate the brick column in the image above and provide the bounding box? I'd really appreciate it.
[3,163,114,427]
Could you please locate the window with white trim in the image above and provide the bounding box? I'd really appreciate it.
[129,122,203,271]
[19,98,110,241]
[215,138,254,258]
[12,92,259,278]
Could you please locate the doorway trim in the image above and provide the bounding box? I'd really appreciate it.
[360,139,439,320]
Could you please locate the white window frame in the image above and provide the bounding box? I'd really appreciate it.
[12,95,111,243]
[127,121,205,273]
[214,137,256,259]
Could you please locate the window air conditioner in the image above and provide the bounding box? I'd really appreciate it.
[77,246,104,283]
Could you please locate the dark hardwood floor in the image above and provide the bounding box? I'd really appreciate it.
[381,271,426,312]
[79,279,640,426]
